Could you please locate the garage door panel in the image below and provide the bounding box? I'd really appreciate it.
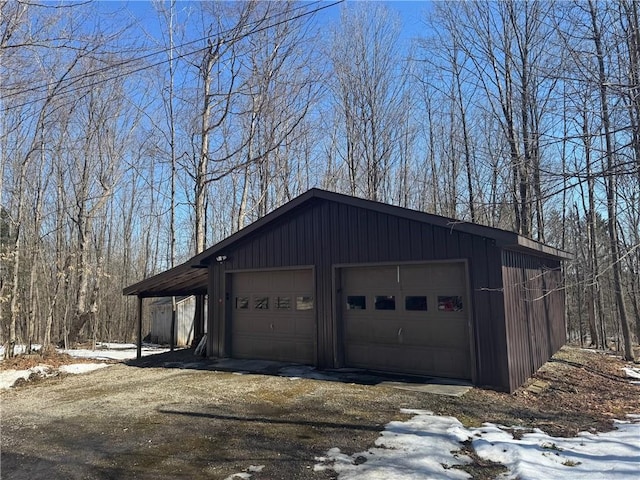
[342,263,471,379]
[345,317,399,342]
[347,344,434,374]
[403,323,467,348]
[432,264,465,289]
[415,320,467,345]
[233,317,272,335]
[346,343,396,370]
[271,339,314,364]
[346,321,467,349]
[346,342,470,378]
[233,335,273,359]
[343,266,396,290]
[295,318,315,336]
[231,269,315,364]
[292,269,313,289]
[233,274,253,291]
[432,347,471,378]
[344,316,370,340]
[232,336,315,364]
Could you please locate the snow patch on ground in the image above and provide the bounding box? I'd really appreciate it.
[1,343,169,389]
[316,410,640,480]
[59,363,111,374]
[577,348,601,354]
[223,466,264,480]
[0,363,112,389]
[622,367,640,385]
[0,344,42,356]
[315,409,472,479]
[2,364,53,388]
[62,344,170,361]
[475,417,640,479]
[622,366,640,380]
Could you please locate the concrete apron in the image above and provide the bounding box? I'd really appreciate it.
[209,358,473,397]
[377,381,472,397]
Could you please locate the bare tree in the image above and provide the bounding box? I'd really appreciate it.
[1,2,94,353]
[586,0,634,360]
[418,14,477,221]
[187,1,261,253]
[556,0,639,355]
[236,1,321,226]
[431,1,558,239]
[327,3,407,202]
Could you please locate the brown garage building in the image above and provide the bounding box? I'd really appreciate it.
[124,188,570,392]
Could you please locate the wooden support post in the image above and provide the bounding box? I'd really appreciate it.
[137,296,143,360]
[170,302,175,352]
[194,295,204,344]
[207,264,216,358]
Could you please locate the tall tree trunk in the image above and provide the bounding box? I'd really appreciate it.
[196,48,213,255]
[581,109,602,348]
[589,0,635,360]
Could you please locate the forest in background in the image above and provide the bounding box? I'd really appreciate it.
[1,0,638,360]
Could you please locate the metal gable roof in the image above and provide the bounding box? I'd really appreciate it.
[123,188,571,297]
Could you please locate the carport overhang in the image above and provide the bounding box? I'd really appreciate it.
[123,261,211,359]
[123,261,210,298]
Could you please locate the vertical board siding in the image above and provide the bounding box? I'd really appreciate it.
[432,226,448,259]
[176,299,196,346]
[316,201,333,366]
[409,221,423,259]
[207,264,218,357]
[400,218,413,260]
[421,224,436,259]
[388,216,400,260]
[333,202,347,264]
[502,250,565,391]
[470,236,509,390]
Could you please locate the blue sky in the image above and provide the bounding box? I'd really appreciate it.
[100,0,433,51]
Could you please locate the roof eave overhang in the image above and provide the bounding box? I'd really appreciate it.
[122,262,209,298]
[499,235,573,261]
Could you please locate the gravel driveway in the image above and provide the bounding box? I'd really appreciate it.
[4,346,637,479]
[1,350,440,480]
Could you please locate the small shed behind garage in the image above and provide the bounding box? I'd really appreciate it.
[124,188,571,392]
[149,296,196,347]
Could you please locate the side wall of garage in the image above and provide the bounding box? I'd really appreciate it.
[206,198,511,389]
[502,250,566,391]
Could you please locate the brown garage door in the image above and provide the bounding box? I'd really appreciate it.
[342,262,471,379]
[231,269,315,364]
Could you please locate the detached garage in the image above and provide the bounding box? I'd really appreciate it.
[124,188,570,392]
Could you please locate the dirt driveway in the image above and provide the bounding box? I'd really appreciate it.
[2,346,639,479]
[1,350,455,480]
